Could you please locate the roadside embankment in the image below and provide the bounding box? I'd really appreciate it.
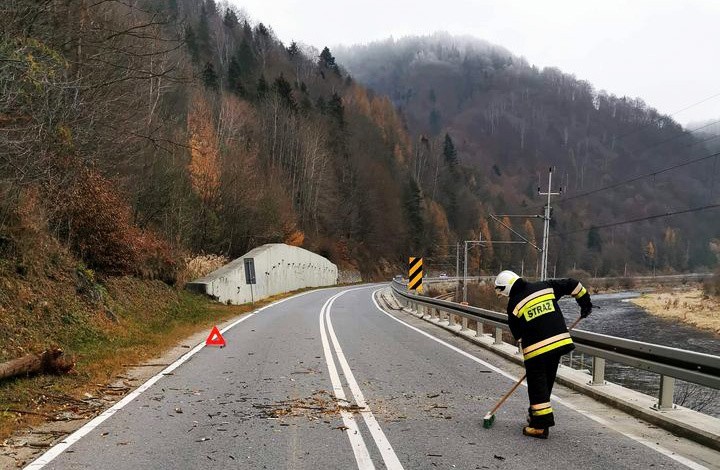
[0,253,256,444]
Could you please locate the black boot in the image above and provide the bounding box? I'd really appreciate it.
[523,426,549,439]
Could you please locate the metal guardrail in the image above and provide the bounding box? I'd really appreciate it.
[390,280,720,409]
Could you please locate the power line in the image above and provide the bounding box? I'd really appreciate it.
[636,118,720,155]
[668,92,720,118]
[521,124,720,214]
[614,91,720,142]
[552,203,720,238]
[556,149,720,205]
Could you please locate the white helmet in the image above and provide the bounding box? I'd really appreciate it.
[494,270,519,297]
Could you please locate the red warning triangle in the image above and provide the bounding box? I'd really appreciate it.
[205,325,226,347]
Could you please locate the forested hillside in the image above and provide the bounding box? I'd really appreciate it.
[1,0,448,282]
[3,1,719,289]
[337,33,720,276]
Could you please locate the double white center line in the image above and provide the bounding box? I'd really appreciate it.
[319,288,404,470]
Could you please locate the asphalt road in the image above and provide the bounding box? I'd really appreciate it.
[28,285,702,469]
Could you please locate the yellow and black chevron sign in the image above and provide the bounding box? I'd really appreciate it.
[408,257,423,293]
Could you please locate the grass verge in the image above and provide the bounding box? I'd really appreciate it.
[0,275,309,441]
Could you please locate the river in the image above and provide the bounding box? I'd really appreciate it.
[558,292,720,418]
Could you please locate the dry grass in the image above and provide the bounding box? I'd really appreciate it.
[0,247,305,440]
[0,287,253,439]
[175,253,229,287]
[630,287,720,334]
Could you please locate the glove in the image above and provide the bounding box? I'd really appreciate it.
[580,302,593,318]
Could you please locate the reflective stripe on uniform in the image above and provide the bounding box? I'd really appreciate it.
[512,288,554,317]
[530,402,553,416]
[523,337,574,360]
[532,407,554,416]
[530,402,551,410]
[571,283,586,298]
[522,332,571,355]
[518,293,556,321]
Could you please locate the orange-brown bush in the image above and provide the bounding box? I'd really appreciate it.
[56,168,177,281]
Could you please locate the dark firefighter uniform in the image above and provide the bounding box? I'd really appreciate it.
[506,277,592,429]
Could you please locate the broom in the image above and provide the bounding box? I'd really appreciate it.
[482,315,583,429]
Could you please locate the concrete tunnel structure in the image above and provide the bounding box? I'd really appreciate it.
[186,243,338,304]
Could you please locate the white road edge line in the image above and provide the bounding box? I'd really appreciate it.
[24,289,320,470]
[319,290,375,470]
[325,289,405,470]
[370,289,710,470]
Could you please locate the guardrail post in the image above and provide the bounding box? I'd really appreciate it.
[655,375,675,410]
[449,313,455,327]
[462,317,468,331]
[494,327,503,345]
[590,357,605,385]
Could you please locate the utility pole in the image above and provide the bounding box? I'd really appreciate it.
[463,240,469,303]
[455,242,460,301]
[463,237,484,303]
[538,167,561,280]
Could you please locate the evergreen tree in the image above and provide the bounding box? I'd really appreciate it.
[300,95,313,113]
[257,75,269,99]
[241,20,253,38]
[255,23,269,38]
[236,41,256,72]
[273,74,295,109]
[184,25,199,61]
[167,0,179,20]
[197,5,212,60]
[587,226,602,252]
[429,109,442,135]
[202,62,219,91]
[287,41,300,58]
[223,8,238,28]
[319,47,340,76]
[205,0,217,15]
[443,133,458,168]
[403,177,424,251]
[328,93,344,127]
[227,56,244,96]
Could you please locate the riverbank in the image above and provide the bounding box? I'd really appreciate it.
[629,287,720,335]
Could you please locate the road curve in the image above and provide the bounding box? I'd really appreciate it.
[28,285,702,469]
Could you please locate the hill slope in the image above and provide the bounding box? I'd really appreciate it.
[337,33,720,275]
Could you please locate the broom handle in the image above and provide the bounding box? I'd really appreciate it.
[487,315,583,416]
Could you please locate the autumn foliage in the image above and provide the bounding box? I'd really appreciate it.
[57,168,176,280]
[188,92,221,203]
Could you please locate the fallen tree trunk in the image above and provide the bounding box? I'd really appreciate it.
[0,349,75,381]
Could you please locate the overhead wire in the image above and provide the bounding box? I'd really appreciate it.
[494,92,720,244]
[521,120,720,213]
[519,92,720,212]
[612,91,720,142]
[556,149,720,204]
[551,203,720,238]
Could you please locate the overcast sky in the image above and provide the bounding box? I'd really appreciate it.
[230,0,719,125]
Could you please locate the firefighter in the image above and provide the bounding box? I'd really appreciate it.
[494,270,592,438]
